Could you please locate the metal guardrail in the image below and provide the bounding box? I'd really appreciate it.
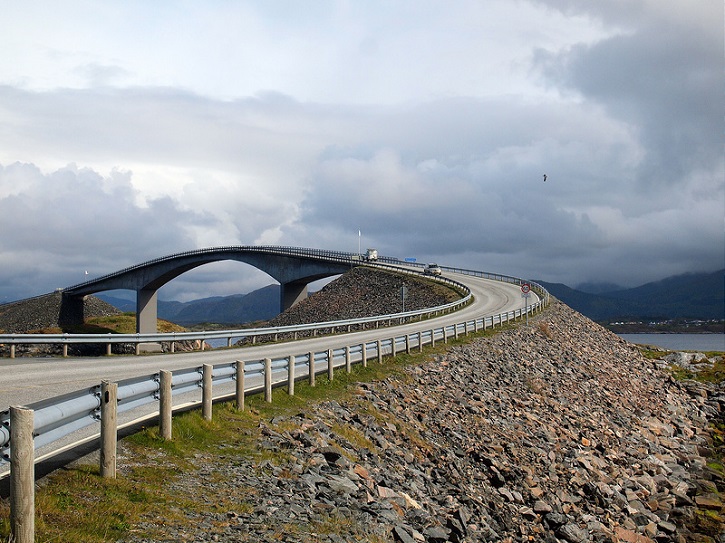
[0,273,549,472]
[0,262,470,353]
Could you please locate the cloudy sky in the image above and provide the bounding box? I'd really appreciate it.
[0,1,722,303]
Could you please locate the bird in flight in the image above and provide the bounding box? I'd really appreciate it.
[543,174,548,182]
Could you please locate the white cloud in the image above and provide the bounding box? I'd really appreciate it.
[0,1,721,303]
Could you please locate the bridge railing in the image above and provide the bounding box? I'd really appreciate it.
[0,280,549,473]
[0,263,471,356]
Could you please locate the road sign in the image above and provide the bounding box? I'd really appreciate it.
[521,283,531,294]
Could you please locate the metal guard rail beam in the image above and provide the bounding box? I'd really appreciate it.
[0,275,548,468]
[0,264,471,348]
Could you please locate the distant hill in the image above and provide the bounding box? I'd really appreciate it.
[98,284,280,326]
[95,269,724,327]
[537,269,724,322]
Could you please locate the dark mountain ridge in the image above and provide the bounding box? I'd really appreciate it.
[90,269,722,327]
[537,269,724,322]
[98,284,281,326]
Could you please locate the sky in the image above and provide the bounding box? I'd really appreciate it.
[0,0,723,303]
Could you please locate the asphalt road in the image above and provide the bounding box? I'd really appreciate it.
[0,272,534,412]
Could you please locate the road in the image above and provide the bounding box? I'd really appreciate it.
[0,272,535,412]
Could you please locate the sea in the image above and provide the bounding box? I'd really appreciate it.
[617,333,725,352]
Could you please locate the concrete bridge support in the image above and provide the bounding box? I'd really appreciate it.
[136,289,158,335]
[281,281,309,312]
[59,294,85,327]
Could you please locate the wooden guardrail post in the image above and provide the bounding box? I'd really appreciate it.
[100,381,118,479]
[377,339,383,363]
[202,364,213,420]
[10,344,15,358]
[10,406,34,543]
[264,358,272,402]
[430,329,436,347]
[345,346,351,373]
[236,361,245,411]
[308,351,316,386]
[159,370,173,440]
[418,331,423,352]
[288,355,295,396]
[327,349,334,381]
[391,337,397,357]
[361,343,367,368]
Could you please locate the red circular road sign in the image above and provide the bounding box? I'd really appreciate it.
[521,283,531,294]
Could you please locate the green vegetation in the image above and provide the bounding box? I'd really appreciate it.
[0,317,517,542]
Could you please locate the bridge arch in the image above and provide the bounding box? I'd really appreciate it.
[62,246,361,333]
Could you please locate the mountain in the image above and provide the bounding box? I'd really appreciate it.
[537,269,724,322]
[98,284,280,325]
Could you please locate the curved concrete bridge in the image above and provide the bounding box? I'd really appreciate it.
[62,246,367,333]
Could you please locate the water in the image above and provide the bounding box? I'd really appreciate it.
[618,333,725,352]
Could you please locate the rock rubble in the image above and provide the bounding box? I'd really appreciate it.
[239,267,461,344]
[118,301,724,543]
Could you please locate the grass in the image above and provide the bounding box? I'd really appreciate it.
[32,313,187,335]
[0,316,516,543]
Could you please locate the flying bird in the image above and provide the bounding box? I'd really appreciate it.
[543,174,547,182]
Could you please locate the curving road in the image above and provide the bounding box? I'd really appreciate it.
[0,272,535,412]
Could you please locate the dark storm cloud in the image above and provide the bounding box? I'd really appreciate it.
[533,8,723,187]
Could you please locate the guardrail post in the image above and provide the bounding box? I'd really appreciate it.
[327,349,334,381]
[454,323,460,339]
[430,329,436,347]
[345,346,351,373]
[361,343,367,368]
[202,364,213,420]
[418,331,423,352]
[308,351,316,386]
[10,344,15,358]
[391,337,397,357]
[170,341,176,353]
[443,326,448,343]
[288,355,295,396]
[100,380,118,479]
[10,405,34,543]
[106,342,112,356]
[159,370,173,439]
[264,358,272,402]
[236,361,245,411]
[62,344,68,357]
[377,340,383,363]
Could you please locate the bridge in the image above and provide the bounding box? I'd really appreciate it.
[62,246,374,334]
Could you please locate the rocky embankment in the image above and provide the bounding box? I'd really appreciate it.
[120,301,724,543]
[237,267,462,344]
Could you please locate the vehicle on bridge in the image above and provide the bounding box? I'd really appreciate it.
[364,248,378,261]
[424,263,442,276]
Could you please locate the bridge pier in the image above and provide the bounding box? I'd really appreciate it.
[136,288,158,334]
[59,294,85,327]
[281,281,308,312]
